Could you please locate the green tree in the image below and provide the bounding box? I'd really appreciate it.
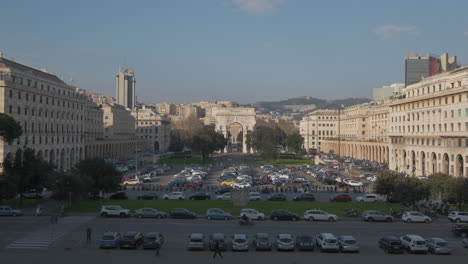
[375,171,429,205]
[73,158,121,197]
[427,173,455,201]
[0,113,23,143]
[168,130,184,152]
[286,132,304,154]
[251,126,279,159]
[190,125,226,160]
[451,178,468,210]
[245,131,253,153]
[374,171,400,196]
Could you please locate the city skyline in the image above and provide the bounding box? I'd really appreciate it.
[1,0,467,104]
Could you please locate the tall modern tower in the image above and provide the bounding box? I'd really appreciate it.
[405,52,458,86]
[115,68,136,109]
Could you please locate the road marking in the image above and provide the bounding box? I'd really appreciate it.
[5,216,94,250]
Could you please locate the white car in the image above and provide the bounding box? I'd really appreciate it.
[141,174,152,183]
[355,194,384,203]
[343,179,363,187]
[448,211,468,223]
[240,208,265,220]
[100,205,131,217]
[248,192,262,201]
[402,212,432,223]
[304,209,338,221]
[400,235,428,253]
[163,192,185,200]
[316,233,339,252]
[122,177,140,185]
[232,182,251,189]
[216,192,231,201]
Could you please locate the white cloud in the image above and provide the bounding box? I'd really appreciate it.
[374,24,417,39]
[232,0,284,14]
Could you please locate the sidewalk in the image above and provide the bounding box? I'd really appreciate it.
[22,199,66,216]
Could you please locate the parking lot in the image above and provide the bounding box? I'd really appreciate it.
[2,215,468,264]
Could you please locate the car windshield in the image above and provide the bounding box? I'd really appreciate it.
[279,238,292,243]
[300,237,313,242]
[234,238,246,243]
[390,241,401,246]
[191,238,203,242]
[344,240,356,244]
[102,235,114,240]
[325,239,337,243]
[414,240,425,245]
[123,235,134,240]
[436,242,447,247]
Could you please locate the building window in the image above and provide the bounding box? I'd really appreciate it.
[8,105,12,113]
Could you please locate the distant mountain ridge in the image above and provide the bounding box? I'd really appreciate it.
[250,96,371,111]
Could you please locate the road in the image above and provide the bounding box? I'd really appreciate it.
[1,214,468,263]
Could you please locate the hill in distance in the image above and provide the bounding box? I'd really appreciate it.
[250,96,371,112]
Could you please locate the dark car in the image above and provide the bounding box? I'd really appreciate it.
[452,223,468,237]
[253,233,272,251]
[189,192,211,200]
[109,191,128,200]
[267,193,287,201]
[137,192,159,200]
[142,232,165,249]
[270,210,299,221]
[170,208,197,219]
[119,231,144,249]
[293,193,316,201]
[378,236,404,254]
[215,187,232,195]
[209,233,227,251]
[296,235,314,251]
[330,194,352,202]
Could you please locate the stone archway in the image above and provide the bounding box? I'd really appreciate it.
[227,122,243,152]
[431,152,437,175]
[455,154,464,177]
[420,151,426,176]
[154,141,160,153]
[442,153,450,175]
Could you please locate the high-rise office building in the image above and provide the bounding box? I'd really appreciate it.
[405,52,458,86]
[115,68,136,109]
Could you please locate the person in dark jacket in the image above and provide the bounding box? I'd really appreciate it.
[154,240,160,256]
[213,241,223,259]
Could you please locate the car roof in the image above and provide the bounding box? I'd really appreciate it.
[190,233,203,239]
[256,233,269,237]
[278,234,292,239]
[428,238,446,242]
[103,232,117,236]
[339,235,355,240]
[405,235,424,240]
[233,234,247,239]
[320,233,336,238]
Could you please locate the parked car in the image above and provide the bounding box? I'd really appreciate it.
[253,233,272,251]
[304,209,338,222]
[187,233,205,250]
[221,180,235,186]
[142,232,164,249]
[109,191,128,200]
[355,194,384,203]
[135,208,167,219]
[378,236,404,254]
[343,179,363,187]
[329,194,352,202]
[214,187,232,194]
[0,205,23,216]
[275,234,295,251]
[216,193,231,201]
[315,233,339,252]
[293,193,316,201]
[400,235,428,254]
[267,193,287,201]
[248,192,262,201]
[402,212,432,223]
[137,193,159,200]
[163,192,185,200]
[452,223,468,237]
[362,210,393,222]
[270,210,300,221]
[337,235,360,253]
[231,234,249,251]
[99,232,121,249]
[209,233,227,251]
[463,238,468,248]
[189,192,211,200]
[240,208,265,220]
[206,208,231,220]
[100,205,131,218]
[119,231,144,249]
[425,238,451,255]
[296,235,314,251]
[170,208,197,219]
[448,211,468,223]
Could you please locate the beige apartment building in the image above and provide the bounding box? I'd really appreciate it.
[389,66,468,177]
[131,106,171,153]
[299,109,338,151]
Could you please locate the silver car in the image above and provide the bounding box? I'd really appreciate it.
[231,234,249,251]
[135,208,167,218]
[362,210,393,222]
[426,238,451,255]
[275,234,294,251]
[337,235,360,253]
[187,233,205,250]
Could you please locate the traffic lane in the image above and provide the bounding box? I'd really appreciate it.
[57,217,468,257]
[0,216,50,248]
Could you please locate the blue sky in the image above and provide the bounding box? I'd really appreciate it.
[1,0,467,104]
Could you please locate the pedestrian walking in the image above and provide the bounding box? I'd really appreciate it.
[213,241,223,259]
[154,240,161,256]
[35,205,42,216]
[86,227,92,244]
